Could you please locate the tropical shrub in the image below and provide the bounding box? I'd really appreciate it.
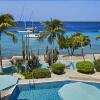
[22,72,33,79]
[0,72,5,75]
[94,59,100,72]
[33,68,51,79]
[28,55,39,70]
[45,49,59,65]
[14,59,23,73]
[10,58,23,73]
[52,63,65,74]
[76,61,94,74]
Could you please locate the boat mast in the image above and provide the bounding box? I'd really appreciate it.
[29,11,34,29]
[20,8,26,61]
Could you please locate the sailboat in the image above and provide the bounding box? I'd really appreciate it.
[23,11,41,38]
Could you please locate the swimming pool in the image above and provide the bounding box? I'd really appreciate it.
[9,80,100,100]
[0,66,16,73]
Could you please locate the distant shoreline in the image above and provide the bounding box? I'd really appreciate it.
[16,21,100,22]
[2,53,100,60]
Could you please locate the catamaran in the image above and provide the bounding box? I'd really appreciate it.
[24,26,41,38]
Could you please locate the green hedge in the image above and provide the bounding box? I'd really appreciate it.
[33,68,51,79]
[22,72,33,79]
[52,63,65,75]
[94,59,100,72]
[76,61,94,74]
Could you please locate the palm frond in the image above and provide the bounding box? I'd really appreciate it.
[5,31,14,36]
[0,23,12,31]
[0,14,16,32]
[54,27,64,34]
[5,31,18,43]
[48,35,52,44]
[0,14,14,23]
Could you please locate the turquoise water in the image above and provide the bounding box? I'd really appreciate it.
[1,22,100,58]
[9,80,100,100]
[2,32,100,58]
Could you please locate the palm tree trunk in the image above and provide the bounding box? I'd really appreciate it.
[22,34,25,61]
[89,44,96,61]
[67,49,70,56]
[0,32,2,68]
[28,32,30,60]
[26,33,28,60]
[52,39,54,64]
[70,48,74,56]
[0,43,2,68]
[81,47,85,61]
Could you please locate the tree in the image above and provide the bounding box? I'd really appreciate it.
[0,14,17,69]
[39,19,64,64]
[58,34,70,55]
[58,32,90,61]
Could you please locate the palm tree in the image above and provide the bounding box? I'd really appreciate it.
[0,14,17,68]
[58,32,90,61]
[39,19,64,64]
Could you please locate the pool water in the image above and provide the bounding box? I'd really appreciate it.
[0,67,16,73]
[3,67,16,73]
[9,80,100,100]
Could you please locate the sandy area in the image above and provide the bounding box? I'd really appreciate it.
[11,53,100,62]
[1,53,100,83]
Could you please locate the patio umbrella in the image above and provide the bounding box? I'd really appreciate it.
[58,82,100,100]
[0,75,18,91]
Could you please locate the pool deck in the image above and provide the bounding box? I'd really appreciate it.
[17,69,100,85]
[1,69,100,100]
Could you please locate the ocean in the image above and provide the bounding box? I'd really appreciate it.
[1,21,100,58]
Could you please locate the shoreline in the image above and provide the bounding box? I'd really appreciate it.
[2,52,100,59]
[3,53,100,61]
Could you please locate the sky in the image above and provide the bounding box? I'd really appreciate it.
[0,0,100,21]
